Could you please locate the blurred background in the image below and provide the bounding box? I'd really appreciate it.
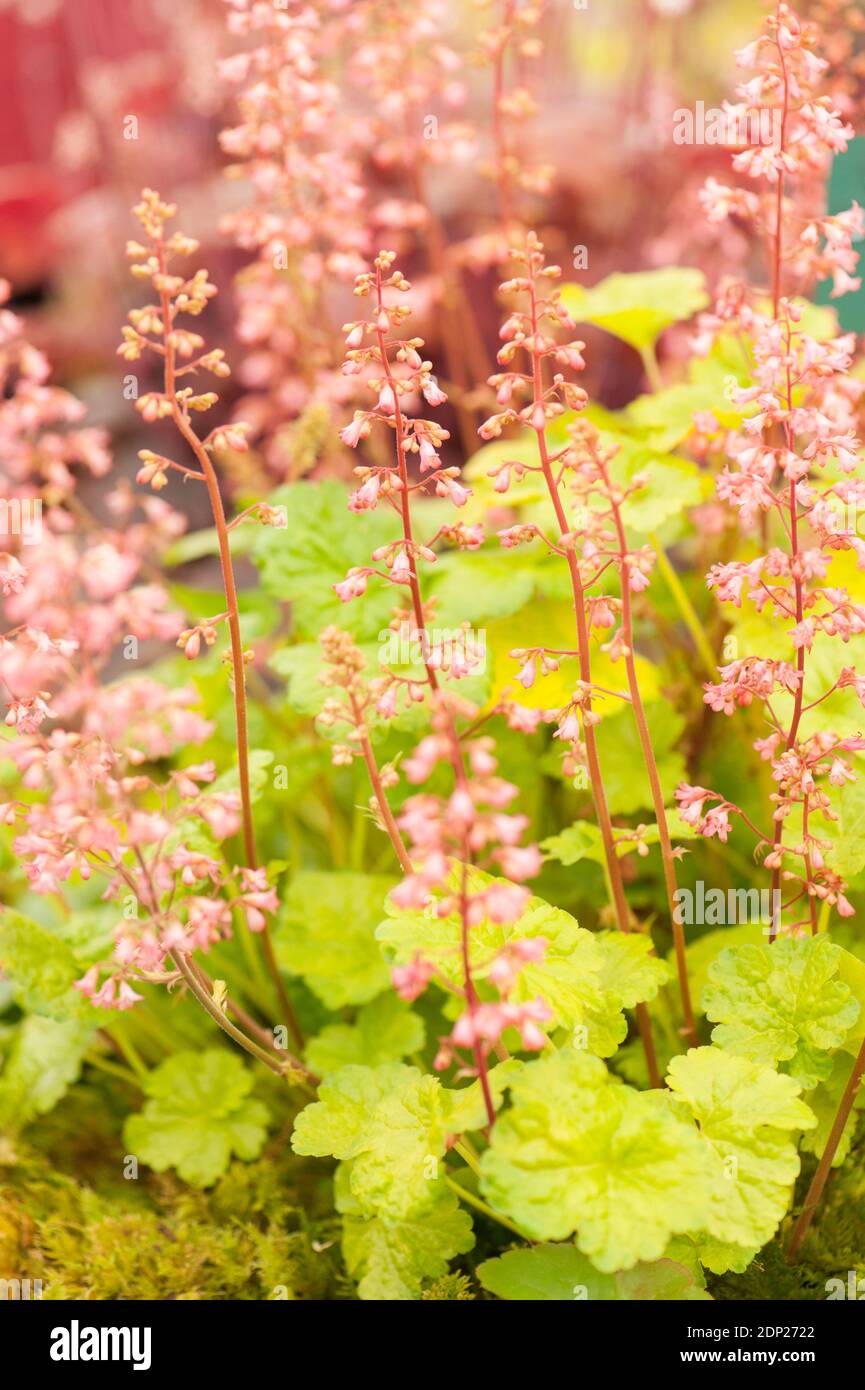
[0,0,859,512]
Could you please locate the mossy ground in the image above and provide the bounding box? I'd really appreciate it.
[2,1078,862,1301]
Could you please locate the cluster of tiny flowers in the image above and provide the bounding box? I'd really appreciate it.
[322,248,548,1106]
[697,3,861,297]
[0,275,281,1007]
[335,249,474,630]
[393,709,542,918]
[0,273,187,741]
[19,747,276,1010]
[120,188,284,669]
[679,2,865,935]
[218,0,369,458]
[478,233,641,759]
[472,0,551,247]
[349,0,476,189]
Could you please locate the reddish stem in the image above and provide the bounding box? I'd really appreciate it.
[373,268,497,1124]
[155,239,303,1051]
[528,284,661,1088]
[786,1032,865,1261]
[601,456,697,1047]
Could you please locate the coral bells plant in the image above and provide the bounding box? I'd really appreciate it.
[328,251,545,1125]
[119,188,304,1052]
[5,0,865,1310]
[677,1,865,1255]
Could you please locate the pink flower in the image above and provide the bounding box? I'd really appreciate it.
[422,379,447,407]
[334,569,368,602]
[200,794,242,841]
[340,416,368,448]
[392,954,434,1001]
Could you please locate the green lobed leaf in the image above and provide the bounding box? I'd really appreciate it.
[561,268,709,352]
[341,1187,475,1301]
[0,911,99,1023]
[479,1048,714,1270]
[275,871,396,1009]
[702,937,860,1087]
[305,994,425,1076]
[0,1016,95,1132]
[251,481,401,640]
[292,1063,459,1219]
[477,1244,710,1301]
[665,1047,816,1258]
[123,1050,269,1188]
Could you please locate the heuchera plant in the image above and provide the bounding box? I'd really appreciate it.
[3,0,865,1303]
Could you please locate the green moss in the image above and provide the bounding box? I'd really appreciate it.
[1,1141,344,1301]
[421,1272,476,1300]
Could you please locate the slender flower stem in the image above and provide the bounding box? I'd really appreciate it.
[527,283,661,1089]
[460,858,497,1128]
[155,239,302,1051]
[786,1032,865,1261]
[601,458,697,1046]
[371,267,497,1122]
[355,713,414,876]
[172,951,316,1090]
[444,1174,526,1238]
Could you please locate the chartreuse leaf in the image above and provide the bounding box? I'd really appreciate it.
[293,1062,509,1219]
[702,937,860,1087]
[274,871,396,1009]
[462,438,552,511]
[305,994,425,1076]
[123,1050,269,1188]
[477,1244,710,1301]
[377,869,667,1056]
[0,1016,95,1131]
[623,383,727,450]
[251,480,401,640]
[597,436,706,537]
[0,911,98,1022]
[799,1051,865,1169]
[338,1169,475,1301]
[583,932,670,1056]
[665,1048,816,1264]
[479,1049,713,1270]
[484,600,658,717]
[561,268,709,352]
[829,777,865,881]
[683,922,763,1014]
[541,821,608,867]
